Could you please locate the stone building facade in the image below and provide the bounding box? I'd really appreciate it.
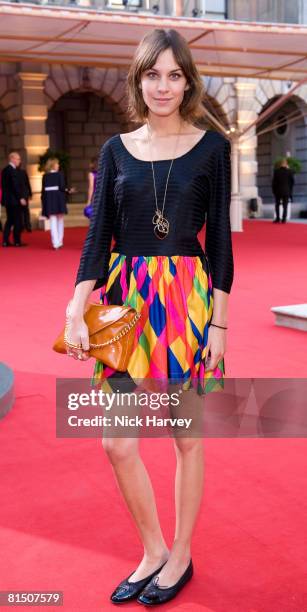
[1,61,307,225]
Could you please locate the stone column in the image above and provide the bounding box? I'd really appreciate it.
[173,0,184,16]
[15,72,49,207]
[234,81,261,221]
[230,134,243,232]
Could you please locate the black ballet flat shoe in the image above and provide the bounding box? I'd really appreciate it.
[136,558,193,606]
[110,561,168,604]
[273,219,280,223]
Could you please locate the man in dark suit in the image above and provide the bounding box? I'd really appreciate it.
[271,158,294,224]
[1,151,28,246]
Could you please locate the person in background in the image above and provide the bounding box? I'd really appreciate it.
[41,157,68,250]
[0,169,2,233]
[289,166,295,204]
[19,163,33,232]
[271,157,294,224]
[87,156,98,204]
[83,156,98,219]
[1,151,28,247]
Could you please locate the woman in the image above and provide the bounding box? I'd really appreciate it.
[41,157,68,249]
[84,156,98,219]
[87,156,98,205]
[65,28,234,606]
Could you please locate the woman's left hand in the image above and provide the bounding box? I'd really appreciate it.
[204,325,227,370]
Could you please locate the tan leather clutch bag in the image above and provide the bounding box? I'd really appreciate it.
[53,302,141,372]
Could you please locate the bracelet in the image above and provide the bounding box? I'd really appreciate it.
[210,322,228,330]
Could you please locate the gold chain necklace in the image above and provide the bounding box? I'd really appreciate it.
[147,122,182,240]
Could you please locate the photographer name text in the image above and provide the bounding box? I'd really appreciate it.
[68,415,192,429]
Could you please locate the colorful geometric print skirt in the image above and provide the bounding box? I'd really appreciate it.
[91,251,225,396]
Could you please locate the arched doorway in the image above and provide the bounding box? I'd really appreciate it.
[47,92,124,203]
[199,91,230,132]
[257,95,307,206]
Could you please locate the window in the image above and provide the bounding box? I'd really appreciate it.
[228,0,299,24]
[274,114,288,137]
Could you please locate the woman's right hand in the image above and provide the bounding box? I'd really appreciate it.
[65,303,90,361]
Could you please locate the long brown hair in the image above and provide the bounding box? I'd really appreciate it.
[126,28,206,124]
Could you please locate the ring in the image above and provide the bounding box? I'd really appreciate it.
[78,354,83,360]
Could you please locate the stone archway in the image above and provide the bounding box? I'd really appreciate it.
[257,94,307,206]
[44,65,131,209]
[203,76,233,131]
[201,90,231,131]
[47,91,126,203]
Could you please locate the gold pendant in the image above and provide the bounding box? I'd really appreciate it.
[152,210,169,239]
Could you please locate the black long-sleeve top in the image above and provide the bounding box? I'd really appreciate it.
[75,129,234,294]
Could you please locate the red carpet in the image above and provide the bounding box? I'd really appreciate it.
[0,221,307,610]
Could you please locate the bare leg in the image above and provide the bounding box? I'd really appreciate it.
[154,437,203,585]
[154,389,204,586]
[102,435,170,581]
